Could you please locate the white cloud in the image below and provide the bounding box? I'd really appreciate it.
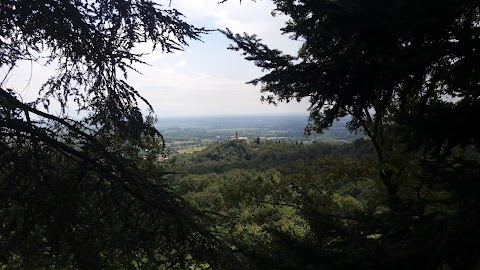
[164,0,301,54]
[130,61,308,117]
[127,0,309,117]
[2,1,309,118]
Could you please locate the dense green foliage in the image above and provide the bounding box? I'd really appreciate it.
[173,140,385,269]
[178,139,373,174]
[222,0,480,269]
[175,139,480,269]
[0,1,235,269]
[1,0,479,269]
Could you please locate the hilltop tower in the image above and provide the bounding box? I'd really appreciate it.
[234,131,250,144]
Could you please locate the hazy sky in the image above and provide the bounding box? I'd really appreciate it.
[2,0,310,117]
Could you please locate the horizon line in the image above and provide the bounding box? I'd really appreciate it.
[156,112,310,118]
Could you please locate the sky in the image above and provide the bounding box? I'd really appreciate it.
[1,0,310,118]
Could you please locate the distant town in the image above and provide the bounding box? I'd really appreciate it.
[156,114,362,154]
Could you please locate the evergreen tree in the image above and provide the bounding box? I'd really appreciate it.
[0,1,237,268]
[222,0,480,268]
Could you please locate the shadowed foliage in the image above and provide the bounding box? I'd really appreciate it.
[222,0,480,269]
[0,0,239,269]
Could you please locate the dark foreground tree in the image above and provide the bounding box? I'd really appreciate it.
[0,1,238,269]
[223,0,480,269]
